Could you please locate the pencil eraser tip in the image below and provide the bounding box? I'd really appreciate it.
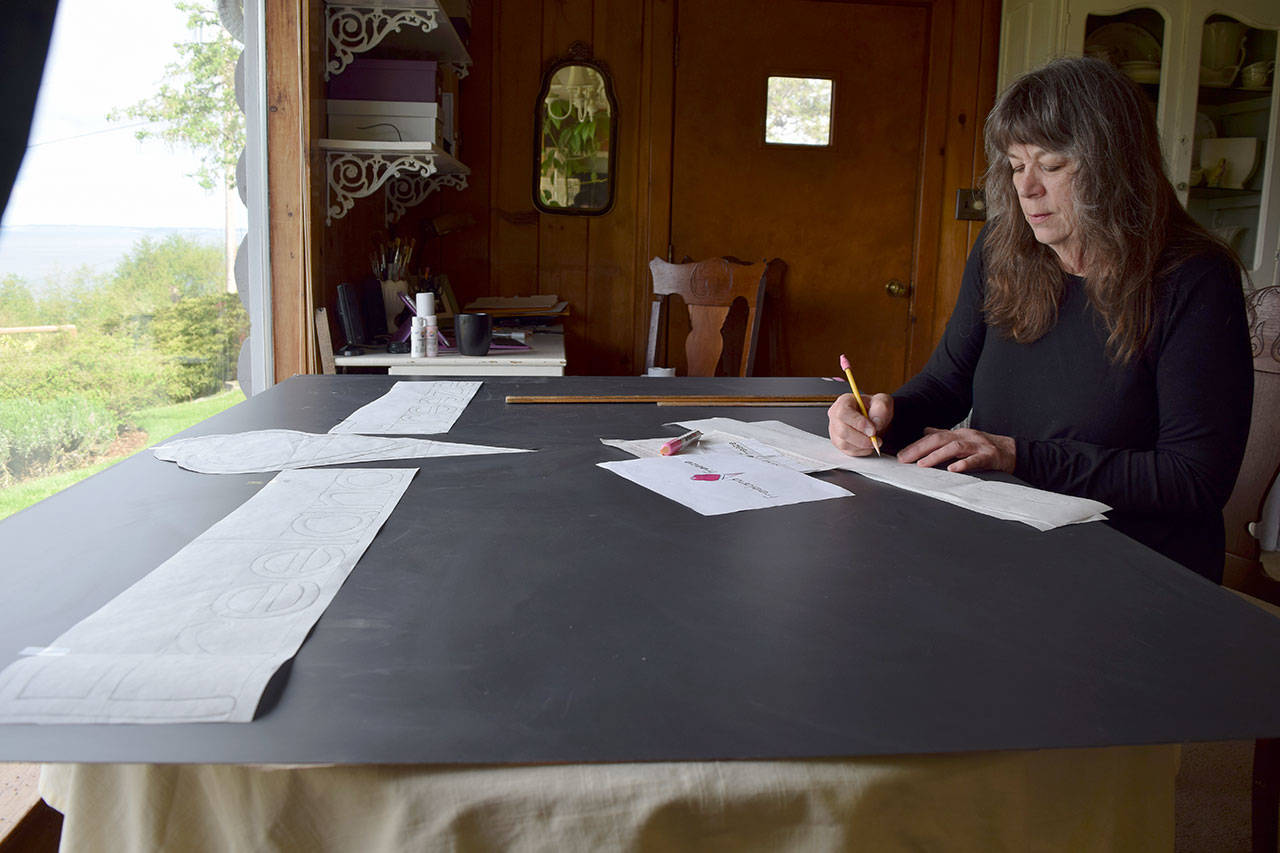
[839,354,851,370]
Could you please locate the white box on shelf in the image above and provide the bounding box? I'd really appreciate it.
[327,100,442,144]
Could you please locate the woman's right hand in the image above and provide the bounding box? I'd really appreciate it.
[828,392,893,456]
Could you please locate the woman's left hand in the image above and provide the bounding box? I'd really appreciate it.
[897,427,1017,474]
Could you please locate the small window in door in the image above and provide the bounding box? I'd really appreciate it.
[764,76,833,146]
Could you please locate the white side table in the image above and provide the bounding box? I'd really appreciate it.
[333,333,566,376]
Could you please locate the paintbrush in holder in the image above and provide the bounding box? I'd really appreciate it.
[370,236,416,333]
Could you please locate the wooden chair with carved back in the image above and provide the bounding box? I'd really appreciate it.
[1224,284,1280,591]
[1217,284,1280,853]
[646,256,785,377]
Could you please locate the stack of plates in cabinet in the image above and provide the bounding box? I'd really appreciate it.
[1119,60,1160,83]
[1085,22,1162,84]
[1200,137,1260,189]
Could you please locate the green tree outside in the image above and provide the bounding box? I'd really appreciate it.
[0,276,39,326]
[109,0,244,290]
[0,1,250,501]
[97,234,226,334]
[153,292,248,401]
[0,235,248,483]
[765,77,834,146]
[109,1,242,194]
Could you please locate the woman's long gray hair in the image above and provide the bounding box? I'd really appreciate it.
[980,56,1235,361]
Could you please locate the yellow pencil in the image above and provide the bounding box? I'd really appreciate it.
[839,353,881,456]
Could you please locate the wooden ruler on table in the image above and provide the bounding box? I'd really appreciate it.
[505,395,833,406]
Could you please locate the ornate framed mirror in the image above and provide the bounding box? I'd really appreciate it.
[533,42,618,215]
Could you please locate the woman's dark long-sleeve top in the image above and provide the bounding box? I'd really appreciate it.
[886,235,1253,582]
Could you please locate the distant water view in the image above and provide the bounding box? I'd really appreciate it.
[0,225,245,294]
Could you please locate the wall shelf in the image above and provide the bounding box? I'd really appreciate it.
[324,0,472,80]
[1190,186,1262,199]
[319,139,469,225]
[1197,88,1273,108]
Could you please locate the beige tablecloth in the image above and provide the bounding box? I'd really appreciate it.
[41,745,1177,851]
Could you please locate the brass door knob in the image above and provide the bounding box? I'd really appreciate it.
[885,279,911,298]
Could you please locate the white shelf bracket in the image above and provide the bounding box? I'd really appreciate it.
[325,3,469,79]
[324,149,433,225]
[324,146,469,225]
[385,171,469,224]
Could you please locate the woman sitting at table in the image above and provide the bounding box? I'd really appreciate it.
[827,56,1253,582]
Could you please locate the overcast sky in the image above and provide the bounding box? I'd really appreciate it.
[2,0,248,229]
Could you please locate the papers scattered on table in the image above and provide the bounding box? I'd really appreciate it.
[465,294,560,311]
[651,418,1110,531]
[601,432,824,472]
[155,429,530,474]
[0,468,414,724]
[832,453,1109,531]
[329,380,481,434]
[463,294,570,317]
[598,452,852,516]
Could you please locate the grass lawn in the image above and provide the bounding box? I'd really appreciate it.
[132,388,246,445]
[0,388,245,520]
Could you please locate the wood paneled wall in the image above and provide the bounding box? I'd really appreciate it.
[925,0,1003,360]
[265,0,315,382]
[291,0,1000,378]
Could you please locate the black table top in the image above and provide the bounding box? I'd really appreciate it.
[2,374,1279,765]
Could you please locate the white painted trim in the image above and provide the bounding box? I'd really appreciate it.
[244,0,274,394]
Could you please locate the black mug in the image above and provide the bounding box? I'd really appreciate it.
[455,312,493,356]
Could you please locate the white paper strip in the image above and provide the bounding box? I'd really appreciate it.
[329,380,482,434]
[670,418,1110,531]
[598,452,852,516]
[0,468,415,724]
[156,429,529,474]
[601,431,822,472]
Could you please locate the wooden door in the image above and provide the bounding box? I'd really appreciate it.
[670,0,938,388]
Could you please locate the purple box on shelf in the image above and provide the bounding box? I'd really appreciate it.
[327,59,438,102]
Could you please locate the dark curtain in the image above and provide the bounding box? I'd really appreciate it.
[0,1,59,222]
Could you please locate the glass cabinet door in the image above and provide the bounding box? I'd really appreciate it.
[1083,9,1168,127]
[1187,15,1276,273]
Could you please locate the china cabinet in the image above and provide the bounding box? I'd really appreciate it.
[320,0,472,225]
[998,0,1280,286]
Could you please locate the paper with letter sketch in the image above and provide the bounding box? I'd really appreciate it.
[671,418,1110,531]
[155,429,529,474]
[0,468,414,724]
[601,432,825,472]
[598,452,852,516]
[329,380,481,434]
